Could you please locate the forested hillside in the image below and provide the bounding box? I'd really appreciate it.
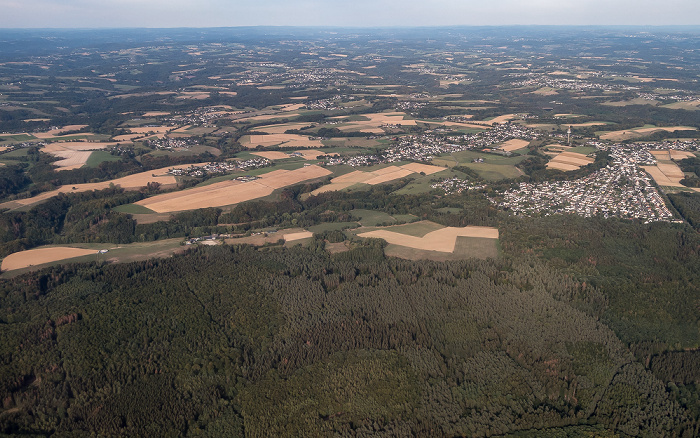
[1,231,698,436]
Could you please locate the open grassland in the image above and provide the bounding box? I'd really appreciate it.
[364,220,445,237]
[358,222,499,253]
[137,165,331,213]
[85,150,122,167]
[385,236,498,261]
[350,209,397,227]
[599,126,697,141]
[602,98,660,107]
[661,100,700,110]
[546,151,595,171]
[225,228,311,246]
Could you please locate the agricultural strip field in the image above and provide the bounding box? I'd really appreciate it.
[2,247,98,271]
[599,126,697,141]
[136,165,332,213]
[0,165,185,211]
[358,224,499,253]
[498,139,530,152]
[224,228,312,246]
[546,151,595,171]
[642,162,700,190]
[241,134,323,149]
[312,163,445,194]
[1,239,186,277]
[650,150,696,160]
[42,142,116,170]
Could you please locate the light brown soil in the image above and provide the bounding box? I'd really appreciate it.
[358,225,499,253]
[2,247,97,271]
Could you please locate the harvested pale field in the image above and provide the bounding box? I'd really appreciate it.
[32,125,89,139]
[332,170,374,184]
[424,120,487,130]
[0,165,182,210]
[251,151,291,160]
[313,182,356,193]
[138,180,274,213]
[43,142,115,154]
[498,139,530,152]
[600,126,697,141]
[284,231,314,241]
[236,113,301,122]
[137,165,331,213]
[398,162,445,175]
[546,151,594,171]
[547,162,581,171]
[257,166,331,189]
[128,126,173,135]
[671,150,696,159]
[113,134,144,141]
[334,112,418,134]
[142,112,170,117]
[258,86,286,90]
[41,142,115,170]
[243,134,323,149]
[642,165,686,187]
[313,164,446,194]
[650,150,696,160]
[358,225,499,253]
[52,150,94,170]
[364,168,414,185]
[176,92,210,100]
[487,114,519,125]
[657,162,685,179]
[256,122,317,134]
[2,247,97,271]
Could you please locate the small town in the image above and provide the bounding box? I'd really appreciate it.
[167,157,271,177]
[495,144,679,223]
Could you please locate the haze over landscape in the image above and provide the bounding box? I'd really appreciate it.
[2,0,700,27]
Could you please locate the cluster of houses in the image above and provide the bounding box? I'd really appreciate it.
[321,124,541,168]
[304,95,345,111]
[511,73,637,93]
[167,158,271,177]
[495,144,677,223]
[147,136,199,150]
[431,177,486,195]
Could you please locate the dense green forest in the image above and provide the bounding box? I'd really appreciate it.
[0,214,698,436]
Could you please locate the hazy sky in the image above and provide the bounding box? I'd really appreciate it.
[2,0,700,28]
